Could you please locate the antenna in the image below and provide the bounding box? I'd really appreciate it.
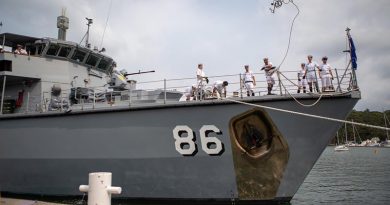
[80,17,93,48]
[100,0,113,49]
[270,0,283,13]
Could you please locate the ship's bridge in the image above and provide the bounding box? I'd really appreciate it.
[0,33,116,74]
[1,33,117,114]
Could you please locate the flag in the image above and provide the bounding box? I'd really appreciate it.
[349,34,357,70]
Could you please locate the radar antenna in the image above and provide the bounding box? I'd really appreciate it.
[80,17,93,48]
[270,0,283,13]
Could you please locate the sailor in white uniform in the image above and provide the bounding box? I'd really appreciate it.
[297,63,307,93]
[196,63,208,100]
[261,58,275,95]
[212,80,228,99]
[196,63,208,86]
[243,65,256,96]
[184,84,197,101]
[319,56,334,92]
[303,55,320,92]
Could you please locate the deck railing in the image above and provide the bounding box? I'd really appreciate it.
[0,67,359,115]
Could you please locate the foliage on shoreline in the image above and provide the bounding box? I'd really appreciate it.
[335,109,390,143]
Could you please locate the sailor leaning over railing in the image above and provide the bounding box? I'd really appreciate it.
[261,57,276,95]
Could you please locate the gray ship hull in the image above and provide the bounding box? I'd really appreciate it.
[0,93,359,203]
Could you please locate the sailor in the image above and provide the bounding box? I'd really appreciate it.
[184,84,197,101]
[243,65,256,96]
[297,63,307,93]
[14,44,27,55]
[261,58,275,95]
[212,80,228,99]
[319,56,334,92]
[196,63,208,86]
[196,63,208,100]
[303,55,320,93]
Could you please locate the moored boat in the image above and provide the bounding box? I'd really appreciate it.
[334,145,349,152]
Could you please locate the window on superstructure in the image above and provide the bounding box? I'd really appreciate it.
[46,44,60,56]
[58,46,72,58]
[37,44,46,55]
[98,58,109,70]
[26,44,36,55]
[71,49,87,62]
[86,54,99,67]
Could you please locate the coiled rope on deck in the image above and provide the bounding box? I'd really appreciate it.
[224,98,390,131]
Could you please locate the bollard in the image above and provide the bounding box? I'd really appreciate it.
[79,172,122,205]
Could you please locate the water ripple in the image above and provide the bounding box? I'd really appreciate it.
[292,147,390,205]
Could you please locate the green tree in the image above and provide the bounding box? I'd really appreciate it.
[333,109,389,143]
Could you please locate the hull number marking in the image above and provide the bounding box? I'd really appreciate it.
[173,125,224,156]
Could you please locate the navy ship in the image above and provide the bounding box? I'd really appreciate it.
[0,11,360,204]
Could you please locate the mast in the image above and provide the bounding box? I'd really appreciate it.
[85,18,93,48]
[346,28,358,89]
[80,18,93,48]
[352,119,356,143]
[57,8,69,41]
[384,111,389,140]
[344,123,348,144]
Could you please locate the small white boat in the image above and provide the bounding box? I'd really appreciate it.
[334,125,349,151]
[334,145,349,151]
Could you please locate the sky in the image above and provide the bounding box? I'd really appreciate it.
[0,0,389,111]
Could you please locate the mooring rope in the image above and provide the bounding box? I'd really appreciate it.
[224,98,390,131]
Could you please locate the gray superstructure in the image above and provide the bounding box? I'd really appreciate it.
[0,15,361,204]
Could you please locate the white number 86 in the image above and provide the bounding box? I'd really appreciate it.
[173,125,224,156]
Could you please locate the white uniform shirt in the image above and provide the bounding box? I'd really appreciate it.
[298,68,307,87]
[243,71,254,82]
[319,64,331,77]
[213,80,224,93]
[197,68,205,80]
[264,62,274,76]
[298,69,305,79]
[305,62,319,73]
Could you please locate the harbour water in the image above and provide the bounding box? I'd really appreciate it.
[292,146,390,205]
